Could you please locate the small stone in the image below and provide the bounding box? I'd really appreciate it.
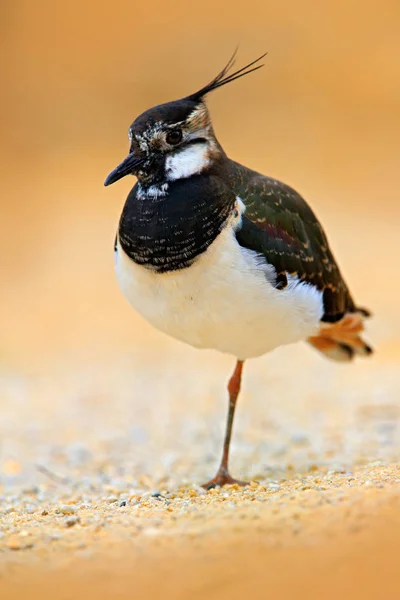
[41,509,49,516]
[119,500,127,507]
[23,486,39,495]
[7,538,21,550]
[57,505,77,515]
[7,536,33,551]
[107,496,119,504]
[327,466,347,475]
[65,516,80,528]
[151,492,164,500]
[269,484,280,492]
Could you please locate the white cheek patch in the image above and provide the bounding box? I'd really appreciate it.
[165,144,210,181]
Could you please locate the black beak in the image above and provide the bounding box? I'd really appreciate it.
[104,153,145,186]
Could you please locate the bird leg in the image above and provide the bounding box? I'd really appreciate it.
[202,360,249,489]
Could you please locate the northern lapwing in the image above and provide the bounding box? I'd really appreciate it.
[105,51,373,489]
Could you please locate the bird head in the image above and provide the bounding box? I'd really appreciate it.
[104,51,266,187]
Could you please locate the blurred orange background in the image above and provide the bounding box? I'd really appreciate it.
[1,0,399,372]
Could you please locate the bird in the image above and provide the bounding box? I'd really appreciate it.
[104,51,373,489]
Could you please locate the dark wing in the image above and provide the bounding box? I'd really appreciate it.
[228,160,356,322]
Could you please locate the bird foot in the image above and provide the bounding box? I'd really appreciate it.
[201,470,249,490]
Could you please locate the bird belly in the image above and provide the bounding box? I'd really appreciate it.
[115,228,324,360]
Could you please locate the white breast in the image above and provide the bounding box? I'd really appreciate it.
[114,209,324,360]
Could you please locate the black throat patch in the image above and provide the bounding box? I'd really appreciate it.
[118,174,235,272]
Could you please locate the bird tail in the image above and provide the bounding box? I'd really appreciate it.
[308,309,373,362]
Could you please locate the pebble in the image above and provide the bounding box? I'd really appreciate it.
[107,496,119,504]
[65,516,80,528]
[22,486,40,495]
[57,505,77,515]
[327,466,347,475]
[7,536,34,551]
[269,484,280,492]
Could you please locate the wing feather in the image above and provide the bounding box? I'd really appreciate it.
[228,161,356,322]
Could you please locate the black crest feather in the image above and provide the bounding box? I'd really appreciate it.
[187,49,267,102]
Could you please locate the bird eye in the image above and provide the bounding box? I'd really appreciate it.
[166,129,183,145]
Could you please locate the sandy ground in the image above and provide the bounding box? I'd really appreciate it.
[1,321,400,599]
[2,466,400,600]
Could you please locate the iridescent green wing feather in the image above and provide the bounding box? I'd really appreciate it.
[228,160,355,322]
